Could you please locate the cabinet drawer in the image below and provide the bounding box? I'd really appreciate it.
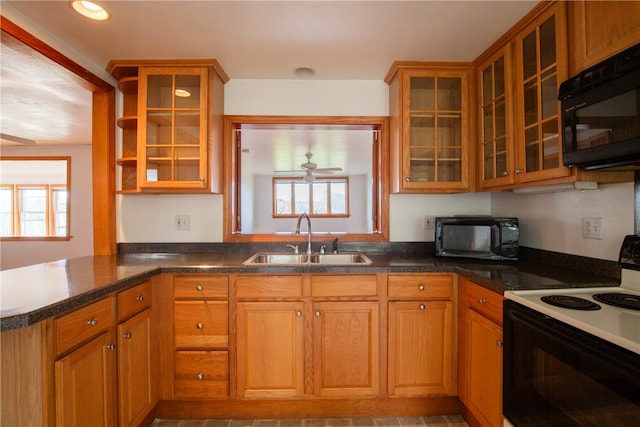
[55,297,115,355]
[174,275,228,299]
[236,275,303,298]
[174,301,228,348]
[467,283,503,325]
[117,280,152,322]
[388,274,454,299]
[311,275,378,297]
[175,350,228,399]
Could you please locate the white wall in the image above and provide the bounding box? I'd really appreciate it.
[0,145,94,270]
[491,182,635,261]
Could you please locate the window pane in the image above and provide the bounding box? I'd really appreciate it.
[0,187,12,236]
[293,182,309,214]
[53,188,68,236]
[330,182,347,214]
[19,187,47,236]
[312,183,328,214]
[275,181,292,215]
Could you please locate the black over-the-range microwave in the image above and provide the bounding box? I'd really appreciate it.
[558,42,640,170]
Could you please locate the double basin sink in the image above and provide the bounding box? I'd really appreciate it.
[243,252,372,265]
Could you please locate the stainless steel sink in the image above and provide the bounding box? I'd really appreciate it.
[308,253,372,265]
[243,252,372,265]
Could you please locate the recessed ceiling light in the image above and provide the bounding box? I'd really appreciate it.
[294,67,315,78]
[174,89,191,98]
[70,1,110,21]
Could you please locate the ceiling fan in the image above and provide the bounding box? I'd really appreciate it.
[274,151,343,183]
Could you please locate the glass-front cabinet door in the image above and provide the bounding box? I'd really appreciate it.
[137,67,208,190]
[479,45,514,189]
[513,2,569,183]
[400,69,469,192]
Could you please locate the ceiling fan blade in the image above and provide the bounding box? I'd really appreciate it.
[313,167,342,173]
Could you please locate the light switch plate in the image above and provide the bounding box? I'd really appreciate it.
[582,217,603,239]
[175,215,190,230]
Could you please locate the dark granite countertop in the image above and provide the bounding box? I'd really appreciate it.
[0,248,620,332]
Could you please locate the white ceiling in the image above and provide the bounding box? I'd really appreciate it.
[1,1,538,173]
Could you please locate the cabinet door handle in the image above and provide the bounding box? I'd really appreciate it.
[419,304,426,310]
[496,340,503,347]
[515,168,524,174]
[196,323,203,329]
[196,285,203,291]
[478,298,487,304]
[315,311,321,317]
[503,171,510,176]
[87,318,98,326]
[405,177,411,182]
[418,284,425,291]
[199,176,205,182]
[135,295,144,301]
[196,373,204,380]
[106,344,116,350]
[296,311,302,317]
[123,332,132,339]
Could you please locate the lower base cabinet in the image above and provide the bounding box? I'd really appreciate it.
[54,331,117,427]
[459,277,504,427]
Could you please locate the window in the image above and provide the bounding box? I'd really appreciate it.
[0,157,70,240]
[273,177,349,218]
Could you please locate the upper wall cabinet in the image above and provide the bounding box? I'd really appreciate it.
[568,0,640,75]
[386,63,474,193]
[107,60,228,193]
[512,1,570,185]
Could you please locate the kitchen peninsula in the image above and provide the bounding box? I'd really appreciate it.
[1,245,619,426]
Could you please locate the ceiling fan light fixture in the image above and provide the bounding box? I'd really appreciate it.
[304,174,315,183]
[294,67,315,78]
[71,1,110,21]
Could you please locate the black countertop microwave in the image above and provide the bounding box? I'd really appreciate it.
[435,217,519,261]
[558,42,640,170]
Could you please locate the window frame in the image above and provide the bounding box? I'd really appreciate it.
[272,176,350,218]
[0,156,71,241]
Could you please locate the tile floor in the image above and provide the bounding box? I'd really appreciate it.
[151,415,469,427]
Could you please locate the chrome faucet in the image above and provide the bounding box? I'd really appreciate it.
[295,213,312,256]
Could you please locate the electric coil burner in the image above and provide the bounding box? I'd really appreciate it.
[593,292,640,310]
[540,295,601,310]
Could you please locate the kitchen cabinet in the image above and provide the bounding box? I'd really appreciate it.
[235,274,380,398]
[54,297,117,427]
[477,44,515,189]
[386,63,474,193]
[512,1,569,185]
[173,274,229,399]
[106,59,228,193]
[116,281,155,426]
[387,274,455,397]
[458,277,504,427]
[568,0,640,75]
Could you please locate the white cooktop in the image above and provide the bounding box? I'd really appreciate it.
[505,269,640,355]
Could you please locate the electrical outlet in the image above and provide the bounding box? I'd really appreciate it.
[175,215,190,230]
[424,216,435,231]
[582,217,603,239]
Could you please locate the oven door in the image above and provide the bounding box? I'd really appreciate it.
[503,300,640,426]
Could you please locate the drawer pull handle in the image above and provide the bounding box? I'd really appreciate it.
[87,318,98,326]
[419,304,426,310]
[196,285,203,291]
[296,311,302,317]
[478,298,487,304]
[123,332,132,339]
[196,373,204,380]
[135,295,144,301]
[418,284,425,291]
[196,323,203,329]
[496,340,503,347]
[106,344,116,350]
[315,311,321,317]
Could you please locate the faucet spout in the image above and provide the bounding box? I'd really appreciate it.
[295,213,312,256]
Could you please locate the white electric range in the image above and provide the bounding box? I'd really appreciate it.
[505,266,640,354]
